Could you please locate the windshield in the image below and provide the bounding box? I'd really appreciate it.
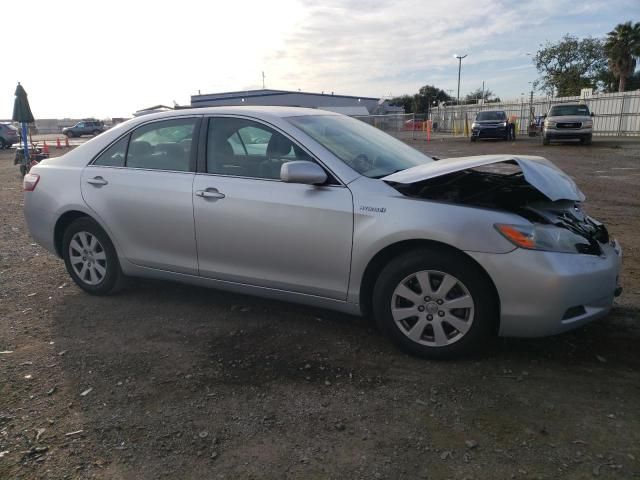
[475,111,505,121]
[286,115,433,178]
[549,105,590,116]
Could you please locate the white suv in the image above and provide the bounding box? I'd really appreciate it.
[542,103,594,145]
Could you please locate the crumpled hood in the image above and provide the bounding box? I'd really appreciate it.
[382,155,585,202]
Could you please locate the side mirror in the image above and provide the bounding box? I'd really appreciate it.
[543,114,547,119]
[280,161,327,185]
[590,112,595,117]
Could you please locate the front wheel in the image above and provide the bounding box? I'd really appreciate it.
[542,135,550,145]
[62,217,123,295]
[372,249,498,359]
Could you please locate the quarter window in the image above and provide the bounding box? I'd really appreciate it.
[126,118,196,172]
[93,135,128,167]
[206,117,312,179]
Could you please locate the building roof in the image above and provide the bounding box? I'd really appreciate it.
[191,88,380,104]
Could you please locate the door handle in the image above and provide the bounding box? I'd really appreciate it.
[195,189,225,200]
[86,176,108,186]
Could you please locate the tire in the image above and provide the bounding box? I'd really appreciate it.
[92,129,101,136]
[66,131,74,138]
[470,137,477,142]
[62,217,123,295]
[372,248,498,359]
[582,135,592,146]
[0,139,6,149]
[542,135,550,145]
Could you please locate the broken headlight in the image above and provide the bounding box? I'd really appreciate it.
[495,224,591,254]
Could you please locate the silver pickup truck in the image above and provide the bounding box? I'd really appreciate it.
[542,103,594,145]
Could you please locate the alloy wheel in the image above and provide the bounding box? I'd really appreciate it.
[68,231,107,286]
[390,270,475,347]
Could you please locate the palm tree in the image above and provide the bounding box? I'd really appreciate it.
[605,21,640,92]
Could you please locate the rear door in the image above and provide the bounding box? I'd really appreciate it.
[81,117,201,274]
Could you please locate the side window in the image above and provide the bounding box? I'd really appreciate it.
[93,135,129,167]
[126,118,196,172]
[206,117,313,179]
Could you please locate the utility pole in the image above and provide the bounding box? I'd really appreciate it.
[529,89,534,125]
[454,54,467,105]
[262,71,265,89]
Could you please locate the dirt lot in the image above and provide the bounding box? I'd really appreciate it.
[1,137,639,480]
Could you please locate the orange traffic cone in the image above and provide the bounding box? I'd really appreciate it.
[64,137,70,148]
[56,138,61,149]
[42,140,50,154]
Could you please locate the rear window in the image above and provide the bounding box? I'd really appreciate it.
[549,105,590,116]
[475,111,505,121]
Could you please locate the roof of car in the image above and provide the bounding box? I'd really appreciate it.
[550,102,588,107]
[137,105,341,122]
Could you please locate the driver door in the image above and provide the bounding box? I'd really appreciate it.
[192,116,354,300]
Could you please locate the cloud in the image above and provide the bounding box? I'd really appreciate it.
[266,0,627,99]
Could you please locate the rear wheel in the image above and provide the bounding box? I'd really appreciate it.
[372,248,498,359]
[66,131,74,138]
[62,217,123,295]
[92,129,101,136]
[0,139,6,149]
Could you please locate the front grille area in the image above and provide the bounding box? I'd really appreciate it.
[556,122,582,129]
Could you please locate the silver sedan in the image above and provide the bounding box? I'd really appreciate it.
[23,107,622,358]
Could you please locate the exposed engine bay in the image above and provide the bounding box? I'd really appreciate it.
[386,162,609,255]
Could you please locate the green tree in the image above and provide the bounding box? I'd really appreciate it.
[390,85,451,114]
[605,21,640,92]
[533,35,608,96]
[464,87,496,103]
[388,95,414,113]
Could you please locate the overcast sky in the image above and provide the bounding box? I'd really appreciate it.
[2,0,638,118]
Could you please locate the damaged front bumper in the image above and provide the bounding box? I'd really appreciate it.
[467,240,622,337]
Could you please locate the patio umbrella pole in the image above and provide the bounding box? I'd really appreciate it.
[21,122,29,161]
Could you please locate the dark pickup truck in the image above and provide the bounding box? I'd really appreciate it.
[470,110,515,142]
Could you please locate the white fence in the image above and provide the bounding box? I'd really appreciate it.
[430,90,640,137]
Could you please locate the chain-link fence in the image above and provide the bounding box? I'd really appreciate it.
[353,113,443,142]
[428,90,640,137]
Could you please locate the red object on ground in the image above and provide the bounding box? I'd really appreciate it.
[42,141,49,154]
[56,138,61,149]
[65,137,70,148]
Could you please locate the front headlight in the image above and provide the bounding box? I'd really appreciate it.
[583,120,593,127]
[472,122,478,128]
[495,224,590,254]
[501,122,507,127]
[545,121,556,128]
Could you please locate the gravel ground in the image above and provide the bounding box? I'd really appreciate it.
[1,137,639,480]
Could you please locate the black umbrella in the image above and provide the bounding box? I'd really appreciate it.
[12,82,35,159]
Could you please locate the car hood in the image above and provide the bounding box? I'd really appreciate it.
[382,154,585,202]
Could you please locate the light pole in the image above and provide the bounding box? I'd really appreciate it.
[454,54,467,105]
